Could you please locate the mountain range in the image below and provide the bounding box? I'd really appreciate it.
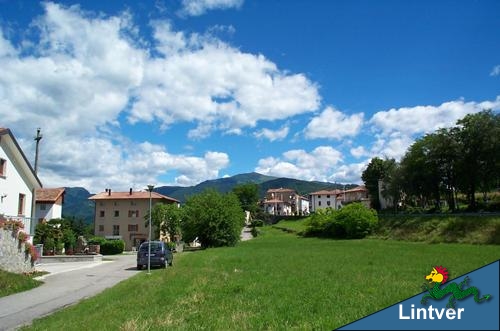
[62,172,355,224]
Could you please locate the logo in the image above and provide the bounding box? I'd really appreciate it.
[399,265,492,320]
[421,266,491,308]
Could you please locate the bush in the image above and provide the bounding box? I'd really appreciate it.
[100,239,125,255]
[87,236,107,245]
[250,219,264,227]
[304,204,378,239]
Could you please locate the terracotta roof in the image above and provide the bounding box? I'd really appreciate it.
[88,191,179,203]
[267,188,296,193]
[345,185,367,193]
[36,188,65,202]
[309,189,342,195]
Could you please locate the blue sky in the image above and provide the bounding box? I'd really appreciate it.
[1,0,499,193]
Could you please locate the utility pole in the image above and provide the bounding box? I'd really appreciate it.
[34,128,42,174]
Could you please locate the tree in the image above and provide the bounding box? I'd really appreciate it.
[145,202,181,240]
[181,189,245,247]
[455,110,500,210]
[361,157,395,210]
[232,183,259,216]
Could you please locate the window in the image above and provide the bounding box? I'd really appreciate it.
[318,201,321,206]
[114,210,119,217]
[98,225,104,232]
[128,224,138,232]
[40,204,46,211]
[113,225,120,235]
[0,158,6,176]
[99,210,105,217]
[327,201,331,206]
[128,210,140,217]
[18,194,25,215]
[130,201,137,206]
[326,195,330,198]
[318,195,321,199]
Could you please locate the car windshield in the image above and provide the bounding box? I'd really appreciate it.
[140,242,162,251]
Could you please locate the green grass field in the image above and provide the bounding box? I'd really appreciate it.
[23,227,499,331]
[0,270,43,298]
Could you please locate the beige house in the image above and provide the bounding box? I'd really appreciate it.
[89,189,179,250]
[337,185,370,208]
[262,188,309,215]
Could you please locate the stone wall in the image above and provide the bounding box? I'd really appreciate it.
[0,228,34,273]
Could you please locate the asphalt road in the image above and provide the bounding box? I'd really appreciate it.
[0,254,140,331]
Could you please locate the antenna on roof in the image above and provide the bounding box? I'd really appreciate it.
[34,128,43,174]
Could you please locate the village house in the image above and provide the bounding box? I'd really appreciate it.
[261,188,309,216]
[0,128,42,236]
[89,189,180,250]
[35,187,65,223]
[309,186,370,212]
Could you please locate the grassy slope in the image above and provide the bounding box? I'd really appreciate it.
[0,270,42,298]
[24,228,500,331]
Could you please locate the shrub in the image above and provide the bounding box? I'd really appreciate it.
[251,227,259,237]
[304,204,378,239]
[100,239,125,255]
[250,219,264,227]
[88,236,107,245]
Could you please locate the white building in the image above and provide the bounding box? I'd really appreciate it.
[35,188,65,222]
[309,189,342,212]
[0,128,42,235]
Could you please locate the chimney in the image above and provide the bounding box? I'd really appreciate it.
[105,189,108,193]
[108,189,111,196]
[129,188,132,195]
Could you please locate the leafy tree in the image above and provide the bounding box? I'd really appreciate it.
[455,110,500,210]
[362,157,395,210]
[145,202,181,240]
[232,183,259,215]
[181,189,245,247]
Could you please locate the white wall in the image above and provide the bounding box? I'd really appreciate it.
[0,145,34,219]
[35,202,63,221]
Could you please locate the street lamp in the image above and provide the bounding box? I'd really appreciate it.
[147,184,155,274]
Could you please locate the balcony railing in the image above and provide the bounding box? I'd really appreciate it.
[2,215,36,235]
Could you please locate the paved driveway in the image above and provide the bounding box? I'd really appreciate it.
[0,254,140,331]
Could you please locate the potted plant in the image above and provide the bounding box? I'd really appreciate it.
[44,237,55,256]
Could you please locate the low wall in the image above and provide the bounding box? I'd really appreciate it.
[0,228,34,274]
[40,254,103,263]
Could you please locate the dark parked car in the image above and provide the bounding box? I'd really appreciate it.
[137,241,173,270]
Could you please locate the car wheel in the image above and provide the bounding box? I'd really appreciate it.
[137,264,142,270]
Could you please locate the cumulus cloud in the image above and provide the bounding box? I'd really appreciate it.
[490,65,500,76]
[369,97,500,137]
[130,22,320,136]
[305,106,364,140]
[255,146,343,182]
[254,126,289,141]
[0,2,320,191]
[179,0,244,17]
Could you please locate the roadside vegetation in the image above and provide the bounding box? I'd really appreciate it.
[22,227,499,331]
[0,270,43,298]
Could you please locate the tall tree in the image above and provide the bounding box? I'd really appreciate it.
[182,189,245,247]
[361,157,395,210]
[456,110,500,210]
[232,183,259,215]
[145,202,182,240]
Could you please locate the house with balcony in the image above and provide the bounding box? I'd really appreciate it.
[261,188,309,216]
[35,187,65,222]
[89,188,180,250]
[0,128,42,236]
[337,185,370,208]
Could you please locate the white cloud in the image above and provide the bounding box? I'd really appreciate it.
[0,2,321,191]
[179,0,244,17]
[305,106,364,140]
[490,65,500,76]
[254,126,289,141]
[255,146,343,182]
[350,146,367,159]
[130,22,320,135]
[369,97,500,137]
